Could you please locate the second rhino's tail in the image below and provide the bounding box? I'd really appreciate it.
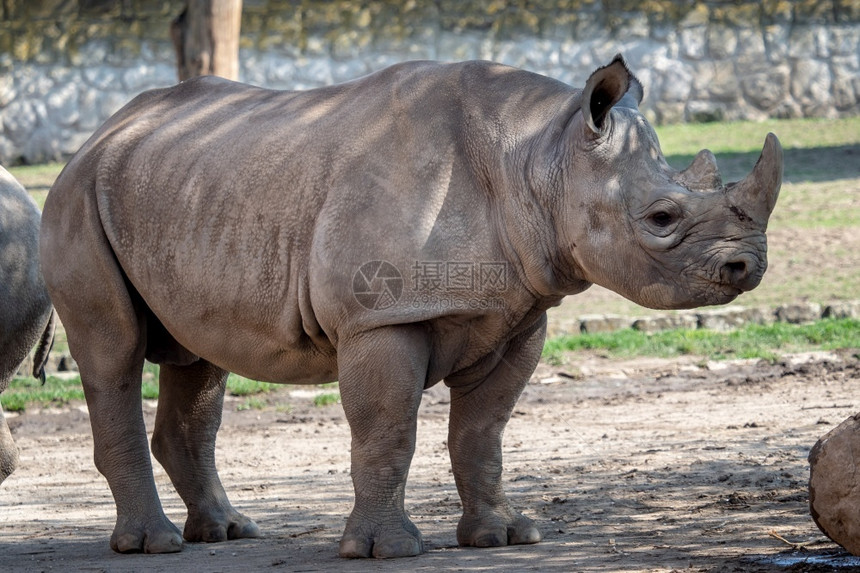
[32,310,56,383]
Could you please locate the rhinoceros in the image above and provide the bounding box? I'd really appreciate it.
[0,166,55,484]
[40,55,782,558]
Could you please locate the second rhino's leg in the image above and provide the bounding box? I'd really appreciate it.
[337,325,430,559]
[151,360,260,543]
[448,318,546,548]
[0,405,19,483]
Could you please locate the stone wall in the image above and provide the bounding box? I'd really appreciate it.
[1,0,858,164]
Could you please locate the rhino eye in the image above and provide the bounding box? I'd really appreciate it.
[650,211,675,227]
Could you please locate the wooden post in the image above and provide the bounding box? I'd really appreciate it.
[171,0,242,82]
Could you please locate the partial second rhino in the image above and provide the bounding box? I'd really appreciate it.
[40,55,781,558]
[0,166,55,484]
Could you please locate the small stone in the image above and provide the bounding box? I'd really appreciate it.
[809,413,860,555]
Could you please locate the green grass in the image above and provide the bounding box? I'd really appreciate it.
[657,117,860,156]
[7,161,63,209]
[313,391,341,407]
[225,373,279,397]
[3,320,856,411]
[0,376,85,412]
[542,318,860,366]
[2,364,290,413]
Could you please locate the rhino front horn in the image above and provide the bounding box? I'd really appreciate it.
[726,133,783,227]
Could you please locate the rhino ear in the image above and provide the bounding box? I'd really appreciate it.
[582,54,640,134]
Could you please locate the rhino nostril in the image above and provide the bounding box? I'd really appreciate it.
[721,258,760,290]
[725,260,747,275]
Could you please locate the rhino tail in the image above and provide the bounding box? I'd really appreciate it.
[32,310,57,384]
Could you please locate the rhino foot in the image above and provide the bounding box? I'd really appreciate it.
[111,515,184,554]
[339,518,424,558]
[184,509,260,543]
[457,511,541,548]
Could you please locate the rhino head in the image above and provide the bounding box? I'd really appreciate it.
[551,56,782,310]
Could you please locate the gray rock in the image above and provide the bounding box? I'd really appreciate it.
[832,65,860,111]
[708,26,738,59]
[680,26,707,60]
[696,306,750,331]
[742,67,789,110]
[1,98,40,142]
[775,302,823,324]
[791,58,833,109]
[632,313,698,334]
[829,26,860,56]
[83,67,122,91]
[809,413,860,556]
[546,319,582,338]
[823,302,860,319]
[45,83,81,128]
[686,100,726,123]
[0,75,15,107]
[579,315,634,335]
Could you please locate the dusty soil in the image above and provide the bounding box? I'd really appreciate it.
[2,352,860,572]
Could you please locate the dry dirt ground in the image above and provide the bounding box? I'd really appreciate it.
[2,352,860,573]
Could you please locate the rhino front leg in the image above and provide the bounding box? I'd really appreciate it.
[448,319,546,548]
[337,326,430,558]
[151,360,260,543]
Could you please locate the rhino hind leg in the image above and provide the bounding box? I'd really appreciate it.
[150,359,260,543]
[41,202,183,553]
[337,326,429,558]
[447,320,546,548]
[66,310,183,554]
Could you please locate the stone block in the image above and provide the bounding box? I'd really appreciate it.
[742,66,789,110]
[632,313,698,334]
[763,24,790,63]
[696,306,749,331]
[45,82,80,127]
[775,302,823,324]
[680,25,707,60]
[707,25,737,59]
[809,413,860,556]
[823,301,860,319]
[685,100,726,123]
[744,306,777,325]
[791,58,833,107]
[579,315,633,335]
[1,98,40,142]
[832,65,859,110]
[829,25,860,56]
[546,319,582,338]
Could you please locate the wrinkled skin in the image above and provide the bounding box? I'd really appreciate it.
[40,56,781,557]
[0,166,55,484]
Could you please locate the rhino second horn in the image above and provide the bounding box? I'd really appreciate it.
[676,149,722,191]
[725,133,783,227]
